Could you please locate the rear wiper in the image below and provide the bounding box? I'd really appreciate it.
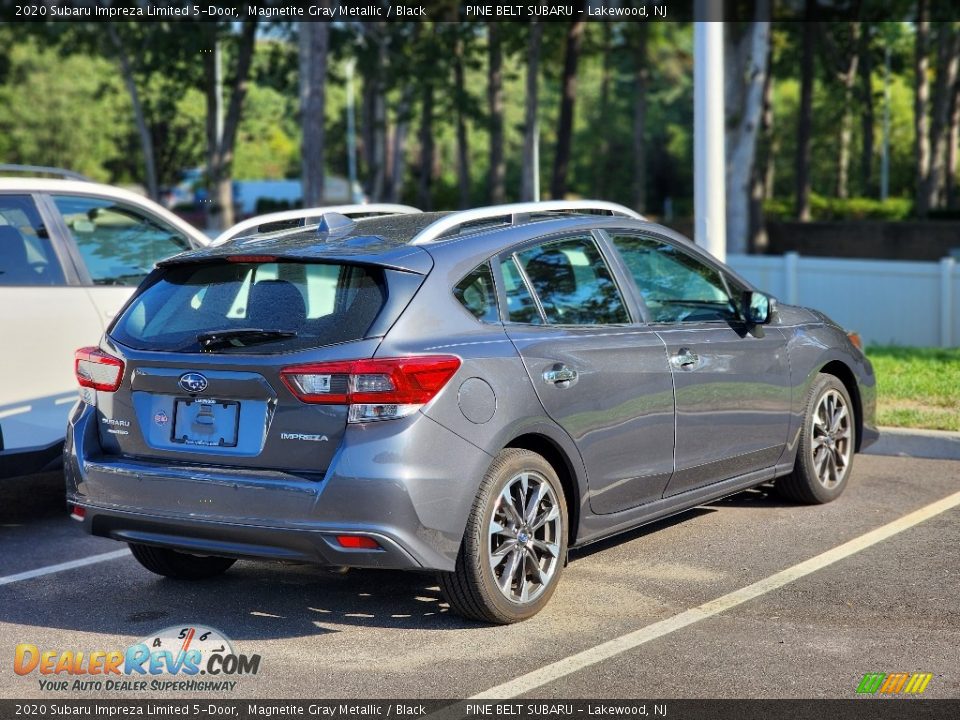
[198,328,297,351]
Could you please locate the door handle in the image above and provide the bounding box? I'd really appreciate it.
[543,365,578,385]
[671,348,700,371]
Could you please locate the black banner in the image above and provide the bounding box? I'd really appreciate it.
[0,0,955,24]
[1,700,960,720]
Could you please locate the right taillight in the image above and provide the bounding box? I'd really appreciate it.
[75,347,124,392]
[280,355,461,423]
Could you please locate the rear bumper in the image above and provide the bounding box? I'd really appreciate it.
[65,402,493,572]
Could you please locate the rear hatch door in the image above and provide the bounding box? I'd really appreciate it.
[95,257,423,474]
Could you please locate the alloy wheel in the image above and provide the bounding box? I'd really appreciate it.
[488,471,562,604]
[810,389,853,489]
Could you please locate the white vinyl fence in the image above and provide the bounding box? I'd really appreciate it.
[727,252,959,348]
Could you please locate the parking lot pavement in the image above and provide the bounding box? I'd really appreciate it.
[1,453,958,700]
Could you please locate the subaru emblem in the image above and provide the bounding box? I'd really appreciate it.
[178,372,208,394]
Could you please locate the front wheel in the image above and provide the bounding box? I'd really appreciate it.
[776,373,856,504]
[129,543,236,580]
[439,449,568,624]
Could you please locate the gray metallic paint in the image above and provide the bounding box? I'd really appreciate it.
[66,213,879,572]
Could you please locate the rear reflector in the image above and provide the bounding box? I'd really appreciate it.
[69,505,86,521]
[335,535,380,550]
[281,355,461,422]
[75,347,124,392]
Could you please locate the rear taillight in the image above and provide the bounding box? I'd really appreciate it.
[75,347,124,392]
[280,355,461,423]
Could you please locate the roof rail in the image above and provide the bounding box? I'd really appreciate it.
[409,200,644,246]
[213,203,421,245]
[0,164,91,182]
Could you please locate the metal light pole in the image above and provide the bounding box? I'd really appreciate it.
[693,3,727,261]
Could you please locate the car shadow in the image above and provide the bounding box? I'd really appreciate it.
[707,482,796,508]
[1,557,494,638]
[0,471,67,525]
[569,506,717,561]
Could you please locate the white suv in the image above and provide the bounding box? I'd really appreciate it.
[0,170,208,478]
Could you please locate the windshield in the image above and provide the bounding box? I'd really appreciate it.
[110,260,389,353]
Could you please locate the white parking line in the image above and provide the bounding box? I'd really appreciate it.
[472,488,960,699]
[0,549,129,587]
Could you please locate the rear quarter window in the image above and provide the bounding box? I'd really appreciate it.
[453,263,499,323]
[111,261,392,353]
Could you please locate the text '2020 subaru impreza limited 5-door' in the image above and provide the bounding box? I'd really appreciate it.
[65,201,878,623]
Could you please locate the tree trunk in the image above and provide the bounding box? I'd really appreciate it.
[107,25,158,201]
[914,2,931,216]
[947,78,960,208]
[859,24,875,196]
[795,5,816,221]
[521,20,543,202]
[488,23,505,204]
[550,4,587,200]
[750,27,776,253]
[454,36,471,209]
[632,23,649,213]
[388,84,414,204]
[205,21,257,231]
[361,24,387,202]
[836,24,860,200]
[595,24,612,198]
[726,14,771,254]
[926,23,960,209]
[299,20,329,207]
[417,81,434,210]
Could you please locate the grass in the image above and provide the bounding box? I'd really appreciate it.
[865,346,960,432]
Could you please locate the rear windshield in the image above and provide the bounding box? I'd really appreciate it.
[110,261,389,353]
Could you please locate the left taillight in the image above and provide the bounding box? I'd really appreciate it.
[280,355,461,423]
[75,347,124,392]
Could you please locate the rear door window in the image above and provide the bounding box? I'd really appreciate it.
[52,194,192,286]
[0,194,65,286]
[515,236,629,325]
[111,260,388,353]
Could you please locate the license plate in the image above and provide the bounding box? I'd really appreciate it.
[172,398,239,448]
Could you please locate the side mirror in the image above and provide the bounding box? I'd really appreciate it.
[743,291,774,325]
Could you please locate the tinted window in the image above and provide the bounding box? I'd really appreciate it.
[611,234,740,323]
[0,194,65,286]
[516,236,629,325]
[111,261,387,353]
[454,263,499,322]
[53,195,191,286]
[500,256,542,324]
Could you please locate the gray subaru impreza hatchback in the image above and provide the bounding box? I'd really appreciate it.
[65,201,878,623]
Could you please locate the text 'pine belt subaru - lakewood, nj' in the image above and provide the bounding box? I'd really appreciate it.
[65,201,878,623]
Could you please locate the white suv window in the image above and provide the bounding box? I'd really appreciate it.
[53,194,192,286]
[0,194,65,286]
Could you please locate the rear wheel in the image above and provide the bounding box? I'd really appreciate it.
[129,543,236,580]
[776,373,856,504]
[439,449,568,624]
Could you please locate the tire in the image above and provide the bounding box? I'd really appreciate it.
[129,543,236,580]
[439,449,568,624]
[776,373,856,504]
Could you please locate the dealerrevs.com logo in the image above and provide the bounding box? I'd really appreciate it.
[14,625,261,693]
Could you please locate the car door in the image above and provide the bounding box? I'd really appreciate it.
[46,193,196,327]
[499,232,676,514]
[605,231,791,497]
[0,193,103,459]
